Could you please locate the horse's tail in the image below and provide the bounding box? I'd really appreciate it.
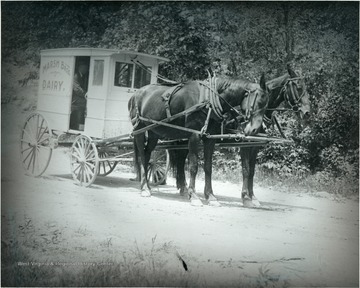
[168,150,178,177]
[128,93,138,125]
[168,149,188,177]
[132,138,140,181]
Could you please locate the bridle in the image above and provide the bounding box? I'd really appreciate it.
[243,87,267,122]
[263,75,307,135]
[200,82,267,123]
[281,76,306,112]
[223,87,267,134]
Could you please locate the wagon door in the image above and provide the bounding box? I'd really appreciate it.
[69,56,90,131]
[84,57,110,138]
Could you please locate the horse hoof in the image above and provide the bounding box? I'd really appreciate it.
[207,199,221,207]
[178,188,188,197]
[243,198,255,208]
[141,190,151,197]
[252,197,261,207]
[190,198,203,207]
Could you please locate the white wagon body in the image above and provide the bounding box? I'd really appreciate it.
[21,48,170,185]
[37,48,168,138]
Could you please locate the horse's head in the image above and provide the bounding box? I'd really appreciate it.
[285,65,311,123]
[241,74,268,136]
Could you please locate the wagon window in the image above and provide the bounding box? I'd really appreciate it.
[134,65,151,88]
[114,62,133,88]
[93,60,104,86]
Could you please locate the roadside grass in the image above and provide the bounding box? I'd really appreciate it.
[2,216,192,287]
[2,217,288,287]
[196,161,358,198]
[254,166,359,197]
[2,244,287,287]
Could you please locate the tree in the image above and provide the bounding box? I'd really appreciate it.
[1,1,358,181]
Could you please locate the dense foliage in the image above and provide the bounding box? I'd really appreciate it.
[2,2,358,193]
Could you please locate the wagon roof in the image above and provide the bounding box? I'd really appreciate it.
[40,47,169,62]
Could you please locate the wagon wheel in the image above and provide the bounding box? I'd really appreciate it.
[147,149,170,186]
[98,151,118,176]
[20,112,53,177]
[70,135,99,187]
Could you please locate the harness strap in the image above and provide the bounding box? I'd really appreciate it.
[198,81,223,120]
[200,105,213,135]
[132,102,208,136]
[208,71,223,118]
[161,84,185,118]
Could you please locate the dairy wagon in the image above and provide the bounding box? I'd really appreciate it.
[20,48,170,186]
[20,47,289,188]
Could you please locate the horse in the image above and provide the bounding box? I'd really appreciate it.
[239,64,310,206]
[128,75,268,206]
[170,65,310,207]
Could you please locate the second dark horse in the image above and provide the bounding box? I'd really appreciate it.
[128,75,268,206]
[170,65,310,207]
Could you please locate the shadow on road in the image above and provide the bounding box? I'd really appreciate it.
[51,173,140,190]
[49,174,316,211]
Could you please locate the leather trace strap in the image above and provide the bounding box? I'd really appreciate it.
[161,84,184,118]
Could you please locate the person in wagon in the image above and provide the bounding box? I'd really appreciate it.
[70,61,88,130]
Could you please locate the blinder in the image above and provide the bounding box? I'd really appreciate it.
[244,88,264,121]
[284,76,306,112]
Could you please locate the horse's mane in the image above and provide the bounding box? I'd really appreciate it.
[266,73,288,91]
[266,69,303,91]
[156,81,182,87]
[216,77,252,93]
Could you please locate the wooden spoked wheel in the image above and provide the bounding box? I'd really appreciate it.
[70,135,99,187]
[98,151,118,176]
[20,112,53,177]
[147,149,170,186]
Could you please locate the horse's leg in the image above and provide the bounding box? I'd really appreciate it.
[248,147,261,207]
[203,138,221,207]
[143,135,159,190]
[187,134,202,206]
[240,147,254,207]
[134,133,151,196]
[130,139,141,182]
[176,149,189,196]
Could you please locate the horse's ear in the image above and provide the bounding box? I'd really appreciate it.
[287,63,297,78]
[260,73,266,91]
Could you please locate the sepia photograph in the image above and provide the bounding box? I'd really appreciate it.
[1,1,359,287]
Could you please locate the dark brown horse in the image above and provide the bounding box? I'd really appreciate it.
[240,65,310,207]
[170,65,310,207]
[128,75,268,206]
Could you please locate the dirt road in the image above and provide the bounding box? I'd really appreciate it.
[1,103,359,287]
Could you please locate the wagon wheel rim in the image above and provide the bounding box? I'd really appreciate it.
[70,135,99,187]
[147,149,170,186]
[20,112,53,177]
[98,151,118,176]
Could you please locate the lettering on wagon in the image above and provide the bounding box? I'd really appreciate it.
[42,80,64,91]
[42,60,71,76]
[41,59,71,92]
